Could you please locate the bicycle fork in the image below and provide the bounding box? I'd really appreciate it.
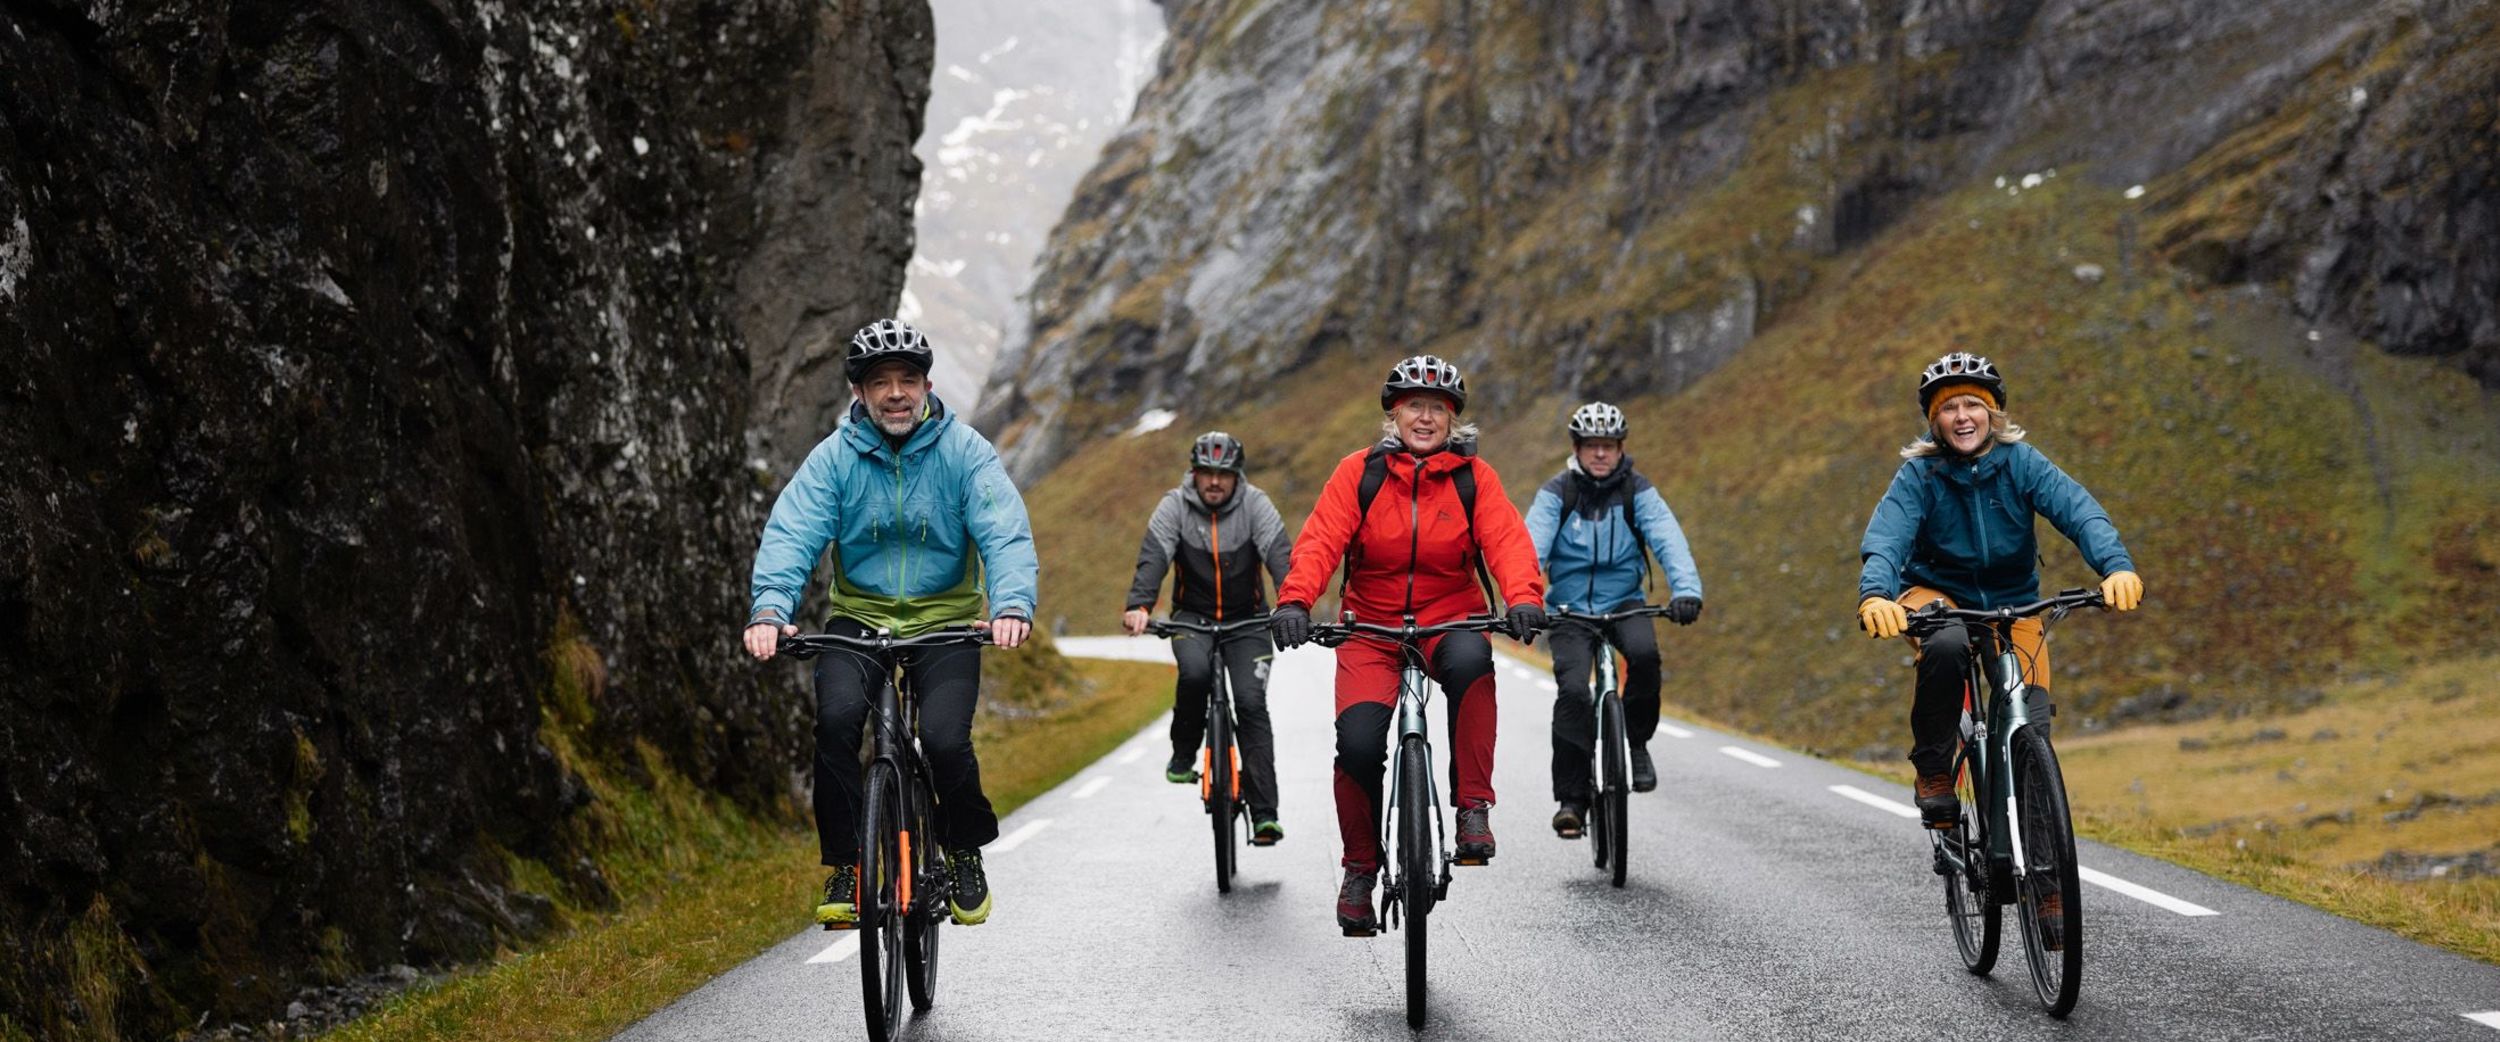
[1381,671,1450,926]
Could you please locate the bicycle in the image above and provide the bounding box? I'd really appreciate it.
[1309,612,1516,1030]
[779,627,994,1042]
[1549,604,1673,888]
[1142,613,1272,894]
[1908,588,2104,1017]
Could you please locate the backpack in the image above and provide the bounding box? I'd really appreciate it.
[1341,440,1502,612]
[1556,471,1654,591]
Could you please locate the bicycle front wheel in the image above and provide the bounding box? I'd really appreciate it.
[2014,727,2082,1016]
[1599,693,1630,888]
[1208,698,1237,893]
[858,762,907,1042]
[1398,735,1434,1029]
[1943,751,1999,975]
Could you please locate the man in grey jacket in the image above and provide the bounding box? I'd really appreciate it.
[1122,432,1294,844]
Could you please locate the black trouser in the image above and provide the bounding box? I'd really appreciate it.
[1167,609,1281,819]
[811,617,998,866]
[1548,615,1661,804]
[1909,623,2051,778]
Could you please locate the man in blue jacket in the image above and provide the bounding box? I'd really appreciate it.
[742,319,1040,929]
[1524,402,1705,838]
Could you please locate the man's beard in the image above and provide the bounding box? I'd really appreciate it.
[875,406,919,437]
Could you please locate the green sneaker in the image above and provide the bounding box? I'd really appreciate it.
[1251,819,1284,846]
[947,849,992,926]
[814,865,861,928]
[1164,753,1198,784]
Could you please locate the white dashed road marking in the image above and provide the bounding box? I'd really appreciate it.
[1718,746,1782,769]
[1656,724,1695,739]
[1116,746,1146,765]
[989,818,1054,854]
[2463,1012,2500,1030]
[1829,784,1920,818]
[2079,866,2220,917]
[1071,776,1114,800]
[806,935,859,965]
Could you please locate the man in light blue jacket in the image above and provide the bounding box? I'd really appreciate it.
[1524,403,1704,838]
[742,319,1039,929]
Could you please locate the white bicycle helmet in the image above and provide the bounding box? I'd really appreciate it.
[1566,401,1627,441]
[1381,355,1467,412]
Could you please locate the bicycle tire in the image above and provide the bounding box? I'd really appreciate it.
[1398,734,1433,1029]
[903,769,942,1011]
[1209,693,1237,893]
[858,762,906,1042]
[1943,750,2000,975]
[2014,727,2083,1016]
[1600,692,1630,888]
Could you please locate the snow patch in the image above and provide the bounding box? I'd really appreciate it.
[946,64,979,83]
[0,217,28,301]
[976,36,1020,64]
[306,271,354,309]
[2124,184,2147,200]
[632,135,650,156]
[1127,409,1178,436]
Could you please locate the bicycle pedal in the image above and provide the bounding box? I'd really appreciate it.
[821,921,858,932]
[1452,856,1489,867]
[1923,818,1960,831]
[1555,828,1584,840]
[1341,926,1377,938]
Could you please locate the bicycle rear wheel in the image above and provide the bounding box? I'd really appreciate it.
[1943,750,1999,975]
[1398,735,1433,1029]
[858,762,906,1042]
[1208,696,1237,893]
[2014,727,2082,1016]
[1599,692,1630,888]
[904,773,942,1011]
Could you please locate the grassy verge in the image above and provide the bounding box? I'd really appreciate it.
[2058,655,2500,963]
[321,652,1175,1042]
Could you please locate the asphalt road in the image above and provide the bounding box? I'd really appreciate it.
[612,637,2500,1041]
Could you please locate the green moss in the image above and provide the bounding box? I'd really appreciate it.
[287,727,325,845]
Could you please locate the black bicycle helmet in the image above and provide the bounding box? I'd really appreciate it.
[1190,431,1246,474]
[846,319,934,384]
[1380,354,1467,412]
[1916,351,2005,413]
[1567,401,1627,441]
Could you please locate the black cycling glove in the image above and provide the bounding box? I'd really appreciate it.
[1270,603,1312,649]
[1667,596,1704,626]
[1505,602,1547,644]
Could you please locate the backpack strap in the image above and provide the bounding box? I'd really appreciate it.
[1340,441,1502,613]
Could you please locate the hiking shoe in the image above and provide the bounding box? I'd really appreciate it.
[2036,892,2066,951]
[815,865,861,929]
[947,849,992,925]
[1551,801,1587,839]
[1630,744,1658,792]
[1914,772,1960,829]
[1336,868,1379,936]
[1454,802,1496,864]
[1251,819,1285,846]
[1164,753,1198,784]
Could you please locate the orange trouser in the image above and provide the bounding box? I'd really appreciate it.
[1900,586,2050,776]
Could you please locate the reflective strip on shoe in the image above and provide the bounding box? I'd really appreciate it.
[950,890,992,926]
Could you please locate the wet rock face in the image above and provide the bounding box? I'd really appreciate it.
[0,0,928,1034]
[978,0,2500,481]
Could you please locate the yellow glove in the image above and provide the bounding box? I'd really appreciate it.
[2100,570,2143,612]
[1859,596,1908,640]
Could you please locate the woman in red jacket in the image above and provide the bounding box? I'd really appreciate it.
[1268,355,1546,936]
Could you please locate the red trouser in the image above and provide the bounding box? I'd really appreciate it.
[1331,631,1498,871]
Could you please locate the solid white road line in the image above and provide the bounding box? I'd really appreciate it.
[1830,784,1921,818]
[1657,724,1695,740]
[806,935,860,965]
[989,818,1054,854]
[1116,746,1146,765]
[2079,866,2220,917]
[2462,1011,2500,1030]
[1071,776,1114,800]
[1718,745,1782,768]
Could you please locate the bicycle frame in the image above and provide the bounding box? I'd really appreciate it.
[1381,647,1450,915]
[1915,592,2097,898]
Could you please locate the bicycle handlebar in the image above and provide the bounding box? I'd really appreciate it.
[1309,614,1514,648]
[1902,588,2107,639]
[1143,613,1274,639]
[1549,604,1673,626]
[776,627,995,659]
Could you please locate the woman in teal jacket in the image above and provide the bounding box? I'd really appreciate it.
[1855,353,2143,834]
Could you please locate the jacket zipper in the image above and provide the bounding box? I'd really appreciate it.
[1211,510,1225,621]
[892,455,909,600]
[1965,459,1990,608]
[1404,457,1421,614]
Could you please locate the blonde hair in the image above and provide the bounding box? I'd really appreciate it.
[1900,399,2026,459]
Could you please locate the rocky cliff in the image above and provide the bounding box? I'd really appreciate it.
[983,0,2500,758]
[979,0,2499,481]
[0,0,929,1036]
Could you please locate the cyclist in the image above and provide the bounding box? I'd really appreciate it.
[1121,431,1294,845]
[742,319,1040,931]
[1269,355,1546,935]
[1524,402,1704,838]
[1856,352,2142,946]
